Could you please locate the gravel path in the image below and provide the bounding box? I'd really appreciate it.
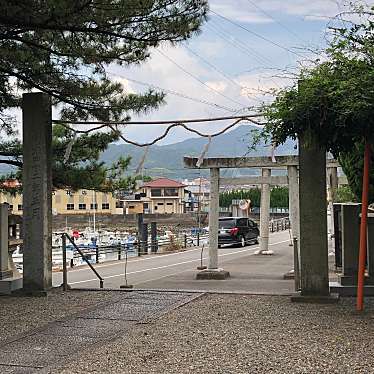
[54,294,374,374]
[1,291,374,373]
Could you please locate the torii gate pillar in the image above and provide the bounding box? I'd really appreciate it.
[287,165,299,242]
[292,131,333,301]
[256,168,272,255]
[196,167,229,280]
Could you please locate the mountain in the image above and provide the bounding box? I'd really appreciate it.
[100,125,297,179]
[0,125,297,179]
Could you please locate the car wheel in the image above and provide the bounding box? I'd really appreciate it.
[240,235,246,247]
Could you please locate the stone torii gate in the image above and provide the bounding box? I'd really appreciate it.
[18,91,340,299]
[184,156,339,296]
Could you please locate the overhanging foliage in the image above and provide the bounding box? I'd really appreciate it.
[0,0,208,192]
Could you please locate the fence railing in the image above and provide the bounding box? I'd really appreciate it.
[13,220,288,272]
[62,233,104,289]
[269,217,290,232]
[52,232,210,270]
[12,232,210,272]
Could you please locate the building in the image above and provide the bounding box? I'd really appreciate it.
[124,178,186,214]
[183,177,210,212]
[0,189,123,215]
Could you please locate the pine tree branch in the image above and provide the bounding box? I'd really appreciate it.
[0,159,22,167]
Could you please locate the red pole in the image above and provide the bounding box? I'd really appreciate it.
[357,141,371,311]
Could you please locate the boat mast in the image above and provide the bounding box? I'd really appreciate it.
[93,190,96,233]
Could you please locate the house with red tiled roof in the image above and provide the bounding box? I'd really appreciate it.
[124,178,187,214]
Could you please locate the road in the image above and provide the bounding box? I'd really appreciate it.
[53,231,293,290]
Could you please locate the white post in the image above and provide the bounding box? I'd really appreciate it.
[196,167,229,279]
[287,165,300,242]
[257,168,272,255]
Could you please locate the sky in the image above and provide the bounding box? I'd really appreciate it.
[107,0,349,145]
[8,0,354,147]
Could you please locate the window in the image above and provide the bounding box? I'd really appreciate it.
[90,203,98,210]
[157,202,164,206]
[102,203,110,210]
[166,202,173,206]
[79,203,86,210]
[115,201,124,208]
[129,205,135,209]
[18,204,23,211]
[66,190,72,196]
[219,219,235,229]
[66,204,74,210]
[151,188,162,197]
[164,188,178,197]
[143,203,149,209]
[154,206,158,211]
[8,205,13,211]
[237,218,248,227]
[81,190,87,195]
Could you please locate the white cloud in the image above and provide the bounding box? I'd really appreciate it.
[109,44,271,144]
[205,80,228,92]
[106,38,297,146]
[111,77,136,94]
[210,2,273,24]
[209,0,343,23]
[194,40,226,58]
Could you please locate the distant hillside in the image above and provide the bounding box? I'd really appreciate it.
[0,125,296,179]
[100,125,296,179]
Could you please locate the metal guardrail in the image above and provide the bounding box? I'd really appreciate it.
[62,233,104,290]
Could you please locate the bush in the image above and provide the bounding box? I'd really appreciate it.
[219,187,289,208]
[336,185,357,203]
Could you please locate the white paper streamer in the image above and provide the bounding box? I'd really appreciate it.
[270,142,277,163]
[196,136,212,168]
[135,145,150,174]
[63,132,77,163]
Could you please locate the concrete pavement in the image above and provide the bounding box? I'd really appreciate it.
[136,237,294,294]
[57,231,295,295]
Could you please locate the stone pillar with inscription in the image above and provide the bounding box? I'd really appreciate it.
[22,93,52,294]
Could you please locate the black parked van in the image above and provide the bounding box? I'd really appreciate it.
[218,217,259,247]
